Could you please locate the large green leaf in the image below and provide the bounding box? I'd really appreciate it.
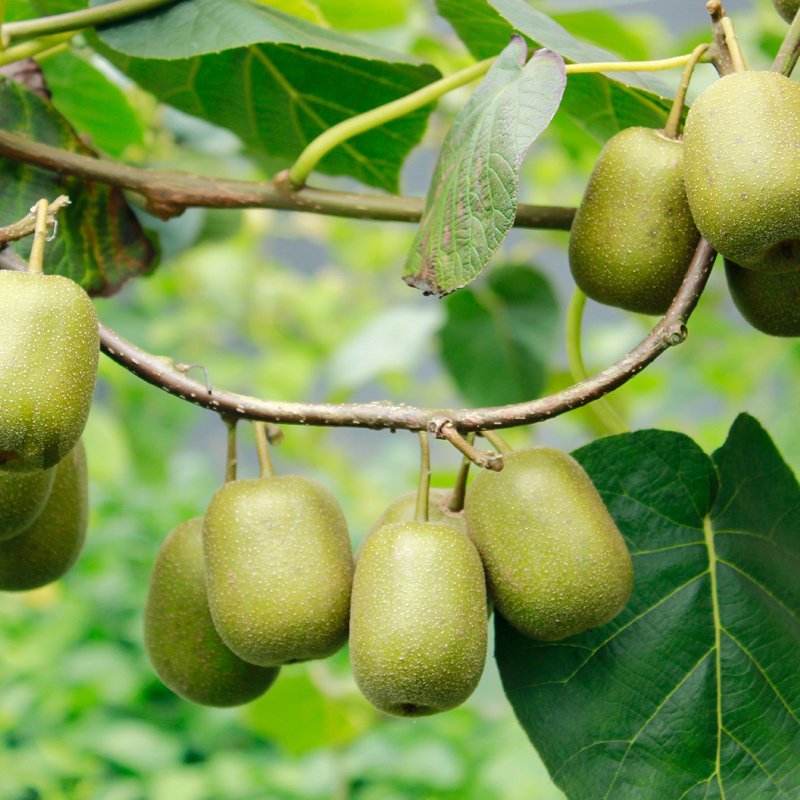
[438,264,558,406]
[90,0,440,191]
[0,78,155,294]
[434,0,675,142]
[402,38,565,295]
[40,51,144,157]
[496,414,800,799]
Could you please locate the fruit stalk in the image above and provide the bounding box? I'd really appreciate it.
[447,433,475,513]
[223,415,238,483]
[415,432,431,523]
[253,421,276,479]
[772,4,800,75]
[27,199,50,275]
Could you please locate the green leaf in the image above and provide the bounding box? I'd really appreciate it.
[0,77,155,294]
[495,414,800,800]
[403,39,565,295]
[434,0,675,142]
[438,264,558,406]
[90,0,440,191]
[39,50,144,157]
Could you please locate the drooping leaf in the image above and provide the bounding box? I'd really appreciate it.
[89,0,440,192]
[40,51,144,157]
[0,78,156,294]
[495,414,800,800]
[434,0,675,142]
[438,264,558,406]
[403,38,565,295]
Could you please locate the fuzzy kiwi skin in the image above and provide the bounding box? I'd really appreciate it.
[350,521,487,717]
[725,258,800,337]
[203,475,354,667]
[369,488,466,536]
[771,0,799,23]
[144,517,280,707]
[0,272,98,473]
[684,71,800,273]
[0,466,56,540]
[568,127,700,315]
[0,441,87,591]
[464,447,633,642]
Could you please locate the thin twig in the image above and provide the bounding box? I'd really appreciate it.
[437,422,504,471]
[0,194,69,245]
[0,236,716,436]
[0,129,575,230]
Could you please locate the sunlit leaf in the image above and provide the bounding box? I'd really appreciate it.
[403,38,565,294]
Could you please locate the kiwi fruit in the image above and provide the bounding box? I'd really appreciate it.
[144,517,280,707]
[464,447,633,641]
[203,474,354,667]
[0,271,98,473]
[0,440,88,591]
[0,466,56,541]
[350,520,487,717]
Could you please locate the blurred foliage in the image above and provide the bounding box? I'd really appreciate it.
[3,1,800,798]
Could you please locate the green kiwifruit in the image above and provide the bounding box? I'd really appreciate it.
[771,0,799,23]
[203,475,353,667]
[144,517,280,707]
[0,271,98,473]
[369,488,466,536]
[464,447,633,641]
[684,71,800,273]
[350,521,487,717]
[725,258,800,337]
[0,440,88,591]
[0,466,55,540]
[568,126,700,315]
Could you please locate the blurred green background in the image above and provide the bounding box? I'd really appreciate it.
[4,0,800,798]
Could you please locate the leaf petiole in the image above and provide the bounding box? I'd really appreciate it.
[288,50,713,187]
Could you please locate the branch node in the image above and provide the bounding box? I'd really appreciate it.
[663,324,688,347]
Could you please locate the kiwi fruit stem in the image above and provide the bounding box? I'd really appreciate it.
[27,199,49,275]
[664,43,710,139]
[415,431,431,523]
[721,17,747,72]
[447,433,474,513]
[566,289,628,437]
[480,430,512,457]
[223,415,238,483]
[253,420,276,478]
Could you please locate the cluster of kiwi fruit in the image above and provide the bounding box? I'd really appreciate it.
[145,425,634,717]
[0,265,97,591]
[569,8,800,337]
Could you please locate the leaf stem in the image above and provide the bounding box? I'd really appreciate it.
[772,5,800,75]
[566,288,629,436]
[288,51,711,188]
[0,31,76,66]
[3,0,178,41]
[415,431,431,523]
[253,421,275,479]
[664,43,710,139]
